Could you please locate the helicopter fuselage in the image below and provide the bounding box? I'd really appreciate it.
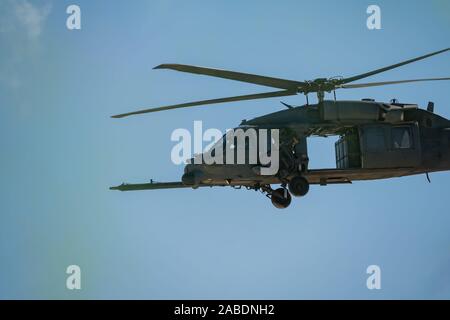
[181,99,450,188]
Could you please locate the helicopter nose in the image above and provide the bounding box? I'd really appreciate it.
[182,169,204,186]
[181,172,195,185]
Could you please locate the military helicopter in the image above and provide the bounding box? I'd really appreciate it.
[111,48,450,209]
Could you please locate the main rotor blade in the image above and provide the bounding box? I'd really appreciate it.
[342,48,450,84]
[111,90,296,118]
[339,77,450,89]
[154,64,306,90]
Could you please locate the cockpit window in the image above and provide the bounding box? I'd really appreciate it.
[392,127,412,149]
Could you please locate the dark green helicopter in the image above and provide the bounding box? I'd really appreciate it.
[111,48,450,209]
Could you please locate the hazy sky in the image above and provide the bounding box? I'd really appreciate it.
[1,0,449,299]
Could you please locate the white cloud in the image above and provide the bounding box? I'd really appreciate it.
[0,1,52,92]
[13,0,52,39]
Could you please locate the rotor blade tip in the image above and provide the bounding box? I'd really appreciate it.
[153,64,173,70]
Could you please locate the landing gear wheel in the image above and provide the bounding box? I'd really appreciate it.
[271,188,292,209]
[288,176,310,197]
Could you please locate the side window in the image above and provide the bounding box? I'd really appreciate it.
[392,126,413,149]
[365,127,386,152]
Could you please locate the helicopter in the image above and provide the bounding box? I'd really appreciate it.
[111,48,450,209]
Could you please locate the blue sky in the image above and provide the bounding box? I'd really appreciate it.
[0,0,449,299]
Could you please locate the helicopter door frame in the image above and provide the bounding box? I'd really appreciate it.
[359,122,421,169]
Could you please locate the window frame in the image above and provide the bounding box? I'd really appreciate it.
[391,126,414,150]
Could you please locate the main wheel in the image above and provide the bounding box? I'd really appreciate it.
[271,188,292,209]
[288,176,310,197]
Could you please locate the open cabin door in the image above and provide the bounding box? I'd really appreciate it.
[335,129,361,169]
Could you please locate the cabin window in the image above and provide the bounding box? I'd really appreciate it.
[392,126,413,149]
[365,127,386,152]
